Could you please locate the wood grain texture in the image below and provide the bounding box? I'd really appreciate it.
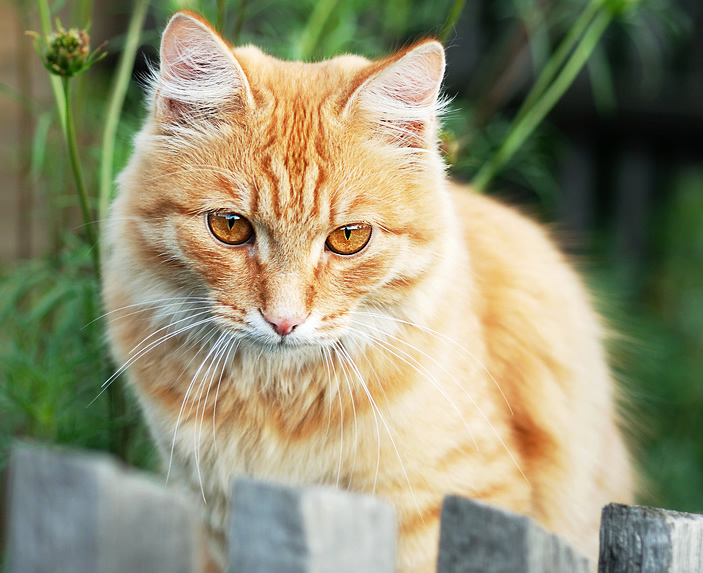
[5,444,207,573]
[599,503,703,573]
[437,495,592,573]
[228,478,396,573]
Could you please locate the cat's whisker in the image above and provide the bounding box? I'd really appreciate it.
[344,336,383,495]
[358,307,514,416]
[325,345,344,489]
[193,331,230,471]
[346,324,477,449]
[87,295,212,327]
[318,346,334,448]
[128,307,216,356]
[187,329,226,455]
[194,330,235,494]
[105,304,214,331]
[97,315,214,406]
[346,331,400,415]
[167,323,221,497]
[212,338,240,452]
[332,341,359,489]
[350,319,529,484]
[334,341,422,521]
[91,311,217,410]
[348,321,478,450]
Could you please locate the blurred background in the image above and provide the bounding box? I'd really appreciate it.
[1,0,702,532]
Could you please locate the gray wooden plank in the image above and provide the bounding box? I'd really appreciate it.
[599,503,703,573]
[228,478,396,573]
[5,445,100,573]
[5,444,207,573]
[437,495,591,573]
[96,459,206,573]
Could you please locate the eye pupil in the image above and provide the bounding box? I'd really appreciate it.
[326,223,372,255]
[207,212,254,246]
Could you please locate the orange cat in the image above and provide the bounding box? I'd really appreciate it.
[102,11,633,571]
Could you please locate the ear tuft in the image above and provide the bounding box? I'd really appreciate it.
[351,41,446,148]
[156,12,251,124]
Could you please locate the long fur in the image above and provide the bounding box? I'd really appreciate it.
[102,12,633,572]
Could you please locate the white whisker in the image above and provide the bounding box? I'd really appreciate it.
[86,295,212,327]
[167,323,221,497]
[194,331,232,484]
[212,338,240,452]
[344,336,383,495]
[332,341,358,489]
[347,322,478,450]
[327,346,345,489]
[334,341,422,520]
[358,308,513,416]
[349,317,528,484]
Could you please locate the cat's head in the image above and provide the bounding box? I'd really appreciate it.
[109,12,453,358]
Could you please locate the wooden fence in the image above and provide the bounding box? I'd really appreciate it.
[3,444,703,572]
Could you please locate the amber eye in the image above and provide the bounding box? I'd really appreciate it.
[325,223,372,255]
[207,212,254,246]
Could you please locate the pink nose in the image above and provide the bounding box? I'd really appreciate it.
[263,313,306,336]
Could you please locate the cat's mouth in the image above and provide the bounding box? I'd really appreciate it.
[235,332,331,363]
[211,316,324,356]
[208,304,349,358]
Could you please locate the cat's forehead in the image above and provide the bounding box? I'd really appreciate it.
[233,46,371,105]
[222,48,379,228]
[241,142,379,235]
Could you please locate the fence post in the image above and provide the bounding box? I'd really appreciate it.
[5,444,209,573]
[599,503,703,573]
[228,478,396,573]
[437,495,592,573]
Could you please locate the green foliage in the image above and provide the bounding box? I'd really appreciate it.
[635,169,703,512]
[0,241,152,469]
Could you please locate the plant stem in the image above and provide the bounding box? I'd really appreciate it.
[233,0,249,44]
[295,0,340,60]
[216,0,226,34]
[471,7,612,191]
[99,0,149,225]
[514,0,601,127]
[439,0,467,44]
[36,0,66,133]
[62,77,100,275]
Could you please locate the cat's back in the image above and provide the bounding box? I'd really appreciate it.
[448,182,633,558]
[450,181,600,356]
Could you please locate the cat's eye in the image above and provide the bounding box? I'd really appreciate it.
[207,212,254,246]
[325,223,372,255]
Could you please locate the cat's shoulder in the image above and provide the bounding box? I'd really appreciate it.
[447,180,559,258]
[446,182,593,335]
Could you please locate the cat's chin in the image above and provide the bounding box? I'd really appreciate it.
[230,330,336,361]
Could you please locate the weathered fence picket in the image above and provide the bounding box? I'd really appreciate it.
[437,494,591,572]
[229,478,396,573]
[5,444,209,573]
[599,503,703,573]
[4,444,703,572]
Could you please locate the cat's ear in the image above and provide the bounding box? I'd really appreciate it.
[346,41,446,148]
[156,11,253,123]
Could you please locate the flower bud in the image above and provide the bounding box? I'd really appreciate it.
[28,22,105,78]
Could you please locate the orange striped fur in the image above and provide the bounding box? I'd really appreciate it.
[102,12,633,571]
